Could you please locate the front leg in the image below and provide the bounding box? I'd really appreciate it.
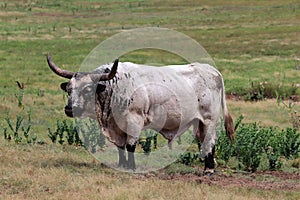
[125,113,143,171]
[118,146,127,168]
[126,143,136,171]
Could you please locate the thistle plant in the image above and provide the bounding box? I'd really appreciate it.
[4,111,36,144]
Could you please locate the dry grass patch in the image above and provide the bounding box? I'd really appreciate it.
[227,99,300,128]
[0,143,299,200]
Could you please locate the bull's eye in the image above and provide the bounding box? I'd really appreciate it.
[82,86,92,94]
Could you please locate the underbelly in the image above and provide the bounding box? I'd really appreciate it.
[157,120,194,142]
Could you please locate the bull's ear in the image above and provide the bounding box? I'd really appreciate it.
[60,82,68,92]
[97,83,106,93]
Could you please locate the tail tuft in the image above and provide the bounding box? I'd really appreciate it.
[220,74,235,142]
[225,113,234,141]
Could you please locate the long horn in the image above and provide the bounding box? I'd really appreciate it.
[91,59,119,82]
[99,58,119,81]
[46,53,75,79]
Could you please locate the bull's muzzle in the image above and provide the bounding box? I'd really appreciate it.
[64,105,73,118]
[65,105,86,118]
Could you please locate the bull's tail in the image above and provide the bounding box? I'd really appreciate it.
[221,80,234,141]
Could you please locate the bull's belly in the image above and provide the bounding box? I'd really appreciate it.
[162,116,182,130]
[145,112,181,130]
[156,119,194,142]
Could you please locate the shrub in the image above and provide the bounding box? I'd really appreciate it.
[279,128,300,159]
[216,116,300,171]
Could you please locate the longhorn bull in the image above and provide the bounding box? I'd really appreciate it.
[47,53,234,174]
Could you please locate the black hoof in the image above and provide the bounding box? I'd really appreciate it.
[125,163,136,172]
[118,161,136,172]
[203,168,214,176]
[118,161,127,169]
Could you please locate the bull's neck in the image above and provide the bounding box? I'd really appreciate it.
[95,86,113,128]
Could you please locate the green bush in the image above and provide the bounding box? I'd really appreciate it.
[216,116,300,171]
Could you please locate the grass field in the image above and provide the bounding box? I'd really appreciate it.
[0,0,300,199]
[1,142,299,200]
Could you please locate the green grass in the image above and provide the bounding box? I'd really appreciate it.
[1,0,300,198]
[0,0,299,144]
[0,142,299,200]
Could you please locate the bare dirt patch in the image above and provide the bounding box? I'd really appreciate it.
[137,171,300,191]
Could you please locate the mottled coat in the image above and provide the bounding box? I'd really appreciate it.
[47,54,234,172]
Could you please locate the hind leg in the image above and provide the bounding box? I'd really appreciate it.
[195,120,217,175]
[204,146,215,175]
[202,121,217,175]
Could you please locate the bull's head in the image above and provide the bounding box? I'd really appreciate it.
[46,53,118,118]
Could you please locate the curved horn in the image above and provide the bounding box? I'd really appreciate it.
[91,59,119,82]
[99,58,119,81]
[46,53,75,79]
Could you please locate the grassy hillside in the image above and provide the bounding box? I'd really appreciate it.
[1,0,300,129]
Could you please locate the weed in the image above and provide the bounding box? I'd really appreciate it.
[3,128,10,140]
[3,111,36,144]
[291,111,300,129]
[178,151,199,166]
[15,89,24,108]
[78,119,105,153]
[277,95,300,129]
[48,119,83,146]
[138,130,158,154]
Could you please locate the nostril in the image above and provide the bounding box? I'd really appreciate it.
[65,105,72,110]
[64,106,73,118]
